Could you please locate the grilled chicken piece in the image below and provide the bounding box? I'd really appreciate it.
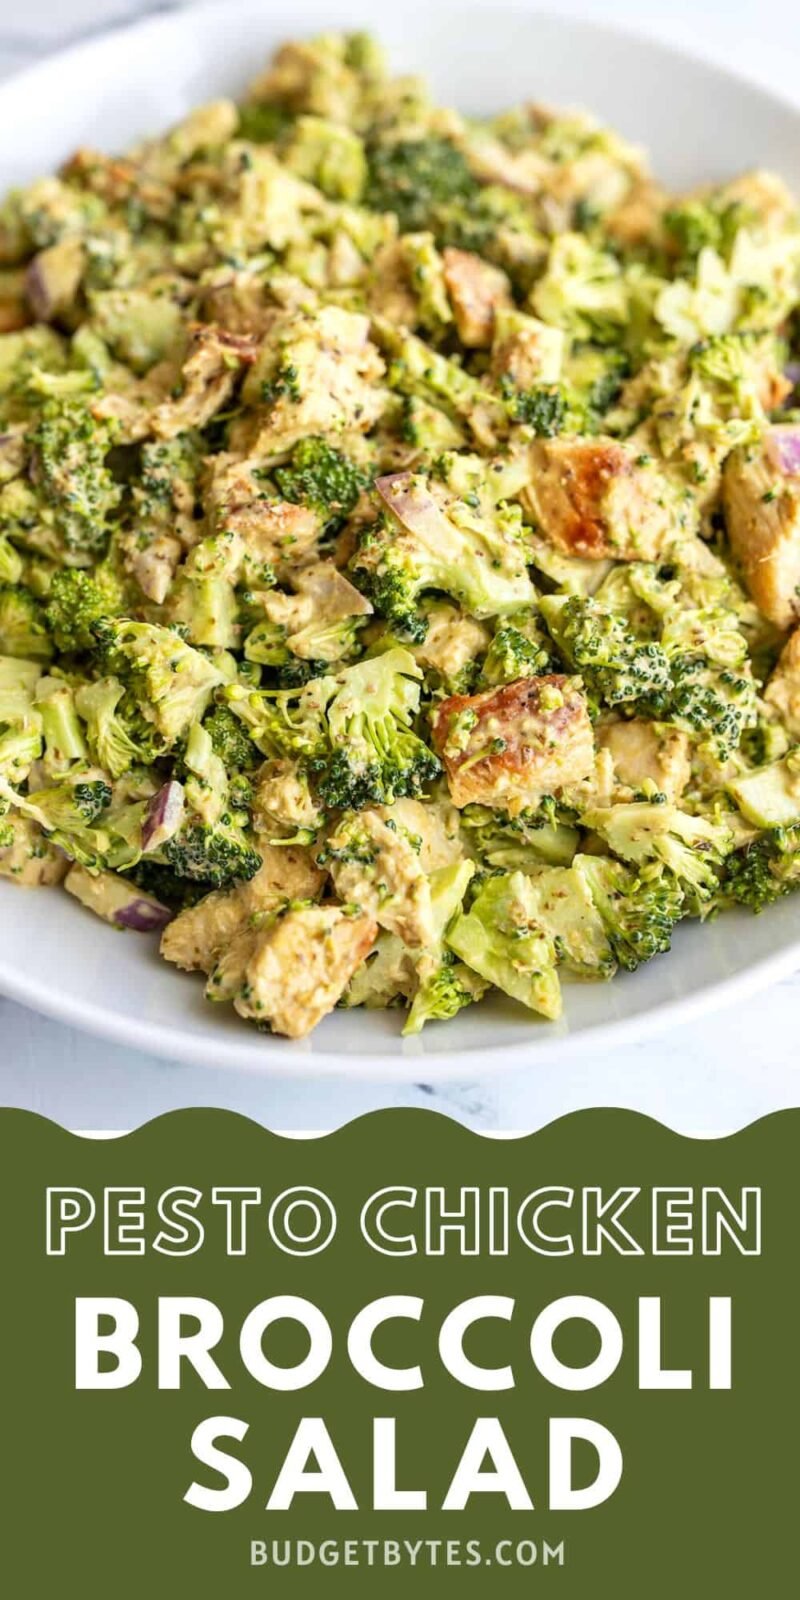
[151,325,258,439]
[522,436,682,560]
[431,674,594,811]
[490,308,564,391]
[241,305,388,456]
[253,759,322,838]
[442,247,511,347]
[94,325,257,443]
[0,817,67,886]
[599,718,691,800]
[723,427,800,629]
[229,903,378,1037]
[205,453,324,574]
[160,844,324,974]
[377,796,464,873]
[413,602,490,684]
[321,808,435,947]
[765,626,800,738]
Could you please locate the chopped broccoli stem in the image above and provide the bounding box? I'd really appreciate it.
[447,869,562,1020]
[0,534,23,585]
[35,676,88,766]
[0,583,53,660]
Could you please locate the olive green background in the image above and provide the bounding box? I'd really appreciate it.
[0,1106,795,1596]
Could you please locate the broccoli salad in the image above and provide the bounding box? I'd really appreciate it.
[2,30,800,1041]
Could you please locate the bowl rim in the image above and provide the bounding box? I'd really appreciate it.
[1,0,800,1077]
[1,928,799,1077]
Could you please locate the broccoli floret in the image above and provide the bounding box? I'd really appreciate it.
[133,432,203,528]
[353,456,535,639]
[319,649,441,809]
[372,319,508,442]
[223,673,331,765]
[350,539,429,642]
[363,136,537,265]
[92,618,224,747]
[584,801,732,912]
[44,565,124,654]
[31,776,112,827]
[652,654,757,759]
[582,348,632,419]
[237,101,295,144]
[162,819,261,888]
[540,594,670,710]
[446,868,562,1019]
[480,616,553,687]
[204,704,260,771]
[501,381,567,435]
[433,184,543,268]
[403,952,480,1031]
[127,859,211,913]
[28,399,121,562]
[0,770,113,868]
[158,720,260,888]
[273,437,368,530]
[0,583,53,660]
[576,853,685,970]
[75,676,159,779]
[244,613,362,669]
[365,136,479,233]
[225,648,440,811]
[664,197,749,273]
[723,825,800,912]
[739,717,789,770]
[630,602,759,760]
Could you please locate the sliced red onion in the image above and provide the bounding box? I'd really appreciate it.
[113,896,173,932]
[768,426,800,478]
[142,780,185,852]
[376,472,451,549]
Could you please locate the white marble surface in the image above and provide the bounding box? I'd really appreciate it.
[1,0,799,1130]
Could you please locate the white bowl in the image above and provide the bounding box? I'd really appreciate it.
[1,0,800,1077]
